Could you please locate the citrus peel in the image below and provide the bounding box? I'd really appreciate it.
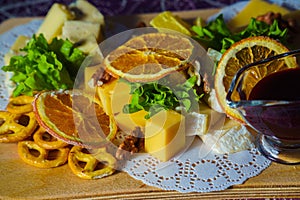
[103,32,194,82]
[214,36,297,123]
[33,90,118,147]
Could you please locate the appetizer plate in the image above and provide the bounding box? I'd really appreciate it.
[0,5,300,200]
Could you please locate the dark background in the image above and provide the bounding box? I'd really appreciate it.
[0,0,241,23]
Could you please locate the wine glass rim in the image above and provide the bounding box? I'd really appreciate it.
[227,98,300,109]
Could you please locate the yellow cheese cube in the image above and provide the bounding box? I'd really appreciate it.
[97,79,118,115]
[37,3,74,42]
[84,65,100,93]
[227,0,290,29]
[4,35,29,65]
[114,110,148,133]
[11,35,29,52]
[145,110,185,162]
[98,79,148,132]
[97,78,133,116]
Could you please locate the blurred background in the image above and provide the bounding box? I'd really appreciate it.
[0,0,240,23]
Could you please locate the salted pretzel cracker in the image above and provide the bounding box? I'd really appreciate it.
[6,95,34,114]
[0,111,38,143]
[33,126,68,149]
[68,146,116,179]
[18,140,69,168]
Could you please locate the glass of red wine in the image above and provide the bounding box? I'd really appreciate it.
[226,49,300,164]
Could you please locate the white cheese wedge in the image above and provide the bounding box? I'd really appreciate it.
[204,88,224,113]
[62,20,101,53]
[69,0,105,25]
[200,119,255,154]
[186,102,225,136]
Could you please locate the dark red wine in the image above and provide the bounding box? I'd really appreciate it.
[243,68,300,140]
[249,68,300,101]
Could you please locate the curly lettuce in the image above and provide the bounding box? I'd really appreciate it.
[2,34,86,97]
[192,14,288,53]
[122,76,202,119]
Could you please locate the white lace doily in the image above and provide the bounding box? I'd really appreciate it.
[3,0,299,192]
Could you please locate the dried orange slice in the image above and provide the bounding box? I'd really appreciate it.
[33,90,117,147]
[215,36,297,123]
[104,32,194,82]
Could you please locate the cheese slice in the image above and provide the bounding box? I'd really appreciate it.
[145,110,185,162]
[37,3,74,42]
[227,0,290,29]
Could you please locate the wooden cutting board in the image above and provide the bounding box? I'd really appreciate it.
[1,9,300,199]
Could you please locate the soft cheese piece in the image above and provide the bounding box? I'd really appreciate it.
[186,102,225,136]
[62,20,101,53]
[69,0,105,25]
[227,0,290,29]
[145,110,185,162]
[36,3,74,42]
[200,118,255,154]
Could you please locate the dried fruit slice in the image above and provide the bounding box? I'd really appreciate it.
[215,36,297,123]
[33,90,117,147]
[104,32,194,82]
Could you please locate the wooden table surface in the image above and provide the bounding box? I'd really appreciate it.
[0,9,300,199]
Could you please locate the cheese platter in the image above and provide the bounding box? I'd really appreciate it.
[1,0,300,198]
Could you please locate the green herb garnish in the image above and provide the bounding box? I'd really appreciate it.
[122,76,201,119]
[192,14,288,53]
[2,34,86,97]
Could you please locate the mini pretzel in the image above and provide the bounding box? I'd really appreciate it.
[68,146,116,179]
[33,126,68,149]
[6,95,34,114]
[18,140,69,168]
[0,111,38,143]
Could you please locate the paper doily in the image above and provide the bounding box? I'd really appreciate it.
[1,0,293,192]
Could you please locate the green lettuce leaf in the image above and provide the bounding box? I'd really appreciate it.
[192,14,288,53]
[2,34,86,97]
[122,76,201,119]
